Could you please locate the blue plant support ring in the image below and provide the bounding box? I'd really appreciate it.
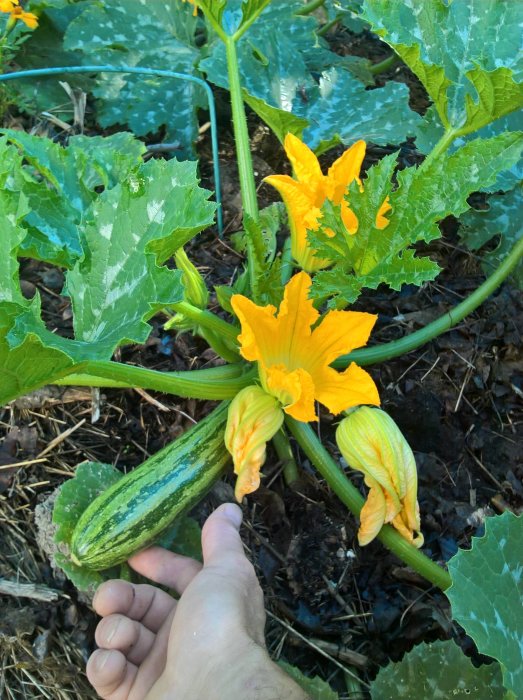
[0,65,223,235]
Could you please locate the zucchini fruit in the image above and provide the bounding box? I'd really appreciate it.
[71,402,230,570]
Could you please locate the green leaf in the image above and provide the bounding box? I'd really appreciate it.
[0,140,29,305]
[53,461,123,545]
[63,0,203,157]
[361,0,523,135]
[63,158,214,357]
[243,91,308,143]
[299,68,423,152]
[447,512,523,697]
[459,186,522,288]
[2,130,147,268]
[415,109,523,193]
[278,661,339,700]
[371,640,507,700]
[157,516,203,562]
[0,302,75,406]
[52,461,125,593]
[309,132,523,306]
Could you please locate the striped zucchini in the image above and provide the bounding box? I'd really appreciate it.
[71,402,230,570]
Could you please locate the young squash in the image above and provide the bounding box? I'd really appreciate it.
[71,402,230,570]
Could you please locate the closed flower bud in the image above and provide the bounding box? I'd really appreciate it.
[336,407,423,548]
[175,248,209,309]
[225,385,283,502]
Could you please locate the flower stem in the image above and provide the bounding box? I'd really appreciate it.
[370,53,400,75]
[335,233,523,368]
[295,0,326,15]
[54,362,256,400]
[224,35,259,222]
[272,428,300,486]
[285,416,452,590]
[170,301,239,344]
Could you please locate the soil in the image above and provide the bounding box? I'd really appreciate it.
[1,21,522,700]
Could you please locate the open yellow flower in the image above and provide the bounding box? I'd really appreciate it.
[336,407,423,548]
[231,271,380,423]
[0,0,38,28]
[264,133,391,272]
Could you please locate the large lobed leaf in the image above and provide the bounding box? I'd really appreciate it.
[459,185,522,288]
[447,512,523,698]
[361,0,523,135]
[370,640,507,699]
[201,0,421,149]
[309,132,523,306]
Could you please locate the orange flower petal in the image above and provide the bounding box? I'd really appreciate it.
[357,480,386,546]
[266,364,317,422]
[376,196,391,229]
[231,295,278,364]
[283,132,322,188]
[327,140,366,203]
[313,362,380,416]
[309,309,377,368]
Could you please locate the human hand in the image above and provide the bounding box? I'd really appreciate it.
[86,503,309,700]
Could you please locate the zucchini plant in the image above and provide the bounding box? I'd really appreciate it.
[0,1,522,695]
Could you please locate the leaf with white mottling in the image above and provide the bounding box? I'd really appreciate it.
[0,302,75,407]
[299,67,422,151]
[64,0,203,156]
[459,186,522,288]
[278,661,339,700]
[361,0,523,134]
[447,512,523,697]
[371,640,507,699]
[64,158,215,356]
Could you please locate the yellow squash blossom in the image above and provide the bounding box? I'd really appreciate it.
[265,133,391,272]
[225,271,380,500]
[336,406,423,548]
[0,0,38,28]
[225,386,283,502]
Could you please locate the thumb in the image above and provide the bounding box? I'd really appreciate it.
[201,503,244,568]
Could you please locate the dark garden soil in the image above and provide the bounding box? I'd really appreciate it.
[0,23,522,700]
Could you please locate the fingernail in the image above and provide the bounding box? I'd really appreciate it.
[222,503,243,529]
[95,650,111,671]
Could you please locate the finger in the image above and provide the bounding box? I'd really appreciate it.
[128,548,202,594]
[202,502,245,568]
[86,649,137,700]
[93,580,176,633]
[95,613,156,666]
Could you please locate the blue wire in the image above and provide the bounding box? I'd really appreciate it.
[0,65,223,235]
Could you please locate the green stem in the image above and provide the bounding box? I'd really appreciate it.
[285,417,451,590]
[54,361,256,400]
[335,234,523,369]
[317,16,339,36]
[170,302,239,344]
[422,127,459,167]
[224,36,259,221]
[370,53,400,75]
[295,0,326,15]
[272,428,300,485]
[232,0,273,41]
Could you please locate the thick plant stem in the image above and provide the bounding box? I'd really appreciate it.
[272,428,300,486]
[422,127,459,167]
[335,234,523,369]
[54,362,256,400]
[225,36,259,222]
[170,301,239,344]
[285,417,452,590]
[295,0,326,15]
